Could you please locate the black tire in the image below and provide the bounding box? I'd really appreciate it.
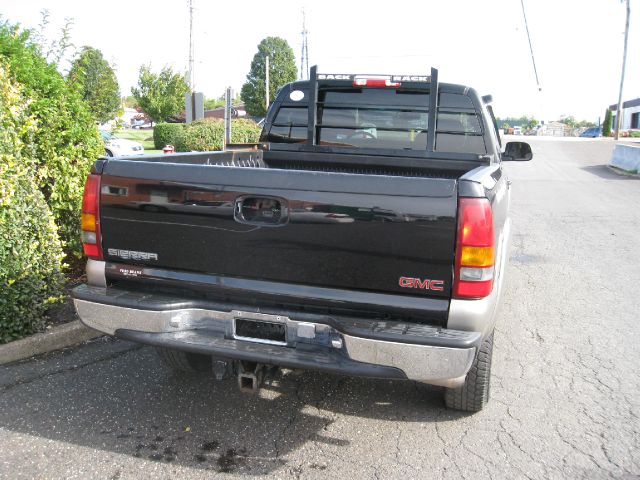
[105,149,113,157]
[155,347,212,372]
[444,332,493,412]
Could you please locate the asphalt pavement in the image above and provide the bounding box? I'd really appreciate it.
[1,137,638,479]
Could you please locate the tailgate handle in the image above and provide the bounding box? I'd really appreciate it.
[234,196,289,226]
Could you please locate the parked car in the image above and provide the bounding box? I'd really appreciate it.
[75,69,532,412]
[512,126,522,135]
[100,130,144,157]
[579,127,603,138]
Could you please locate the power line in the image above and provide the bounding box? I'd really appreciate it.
[520,0,541,91]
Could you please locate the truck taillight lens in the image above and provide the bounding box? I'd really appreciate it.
[81,174,103,260]
[453,198,494,299]
[352,76,401,87]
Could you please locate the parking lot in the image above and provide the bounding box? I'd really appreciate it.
[1,137,638,479]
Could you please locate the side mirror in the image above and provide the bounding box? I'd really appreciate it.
[502,141,532,161]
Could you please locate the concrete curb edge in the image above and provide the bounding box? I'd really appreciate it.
[0,321,103,365]
[607,165,640,177]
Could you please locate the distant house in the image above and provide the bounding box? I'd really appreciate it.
[120,108,141,126]
[204,104,247,120]
[538,121,572,137]
[609,98,640,130]
[99,107,141,130]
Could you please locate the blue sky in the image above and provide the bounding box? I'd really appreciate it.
[2,0,638,122]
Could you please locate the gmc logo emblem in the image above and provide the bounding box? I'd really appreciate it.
[399,277,444,291]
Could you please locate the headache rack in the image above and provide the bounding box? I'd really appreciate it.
[305,65,440,152]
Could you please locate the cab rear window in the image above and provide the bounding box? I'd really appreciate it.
[265,89,486,154]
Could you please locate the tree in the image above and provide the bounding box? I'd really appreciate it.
[560,116,577,128]
[241,37,297,117]
[524,117,538,131]
[68,46,120,123]
[603,109,613,137]
[496,116,535,128]
[131,65,190,125]
[121,95,137,108]
[576,120,596,128]
[204,97,224,110]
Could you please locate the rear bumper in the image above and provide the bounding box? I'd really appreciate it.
[72,284,480,387]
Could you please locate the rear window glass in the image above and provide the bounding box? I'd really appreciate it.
[265,89,486,153]
[268,125,307,142]
[273,107,307,126]
[321,108,429,131]
[437,113,482,133]
[323,89,430,107]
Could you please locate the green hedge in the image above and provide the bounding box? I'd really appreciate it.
[0,23,103,258]
[0,61,63,344]
[179,119,224,151]
[177,118,262,152]
[231,118,264,144]
[0,170,64,343]
[153,123,185,150]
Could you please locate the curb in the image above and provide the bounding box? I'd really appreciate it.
[0,321,103,365]
[607,165,640,178]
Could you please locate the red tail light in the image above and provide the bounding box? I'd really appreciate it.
[453,197,494,299]
[81,174,103,260]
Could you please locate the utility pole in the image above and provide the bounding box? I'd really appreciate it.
[184,0,203,124]
[223,86,232,150]
[615,0,631,140]
[265,55,270,111]
[188,0,195,90]
[300,8,309,80]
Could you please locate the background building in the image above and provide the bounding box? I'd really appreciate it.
[609,98,640,130]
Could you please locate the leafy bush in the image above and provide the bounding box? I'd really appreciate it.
[0,61,63,343]
[179,119,224,151]
[629,131,640,138]
[153,123,185,150]
[232,118,264,144]
[178,118,262,152]
[0,170,64,343]
[0,22,103,258]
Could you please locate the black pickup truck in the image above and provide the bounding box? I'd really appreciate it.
[73,68,531,412]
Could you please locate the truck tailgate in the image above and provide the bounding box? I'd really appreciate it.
[99,160,458,300]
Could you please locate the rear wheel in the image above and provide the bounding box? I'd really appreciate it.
[155,347,212,372]
[444,331,493,412]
